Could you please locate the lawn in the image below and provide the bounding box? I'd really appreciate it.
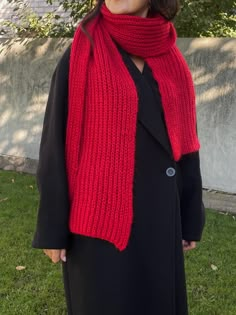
[0,169,235,315]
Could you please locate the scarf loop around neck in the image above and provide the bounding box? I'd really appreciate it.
[65,3,200,251]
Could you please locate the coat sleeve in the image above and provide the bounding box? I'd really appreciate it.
[178,124,206,242]
[32,44,72,249]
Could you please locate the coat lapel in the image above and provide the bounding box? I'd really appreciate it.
[117,43,173,159]
[138,86,172,156]
[137,98,173,158]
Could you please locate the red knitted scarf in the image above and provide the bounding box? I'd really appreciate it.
[65,3,200,251]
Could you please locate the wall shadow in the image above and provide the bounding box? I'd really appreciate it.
[177,38,236,193]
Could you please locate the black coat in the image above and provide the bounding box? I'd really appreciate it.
[32,44,205,250]
[32,43,206,315]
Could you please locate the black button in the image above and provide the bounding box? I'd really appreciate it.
[166,167,176,177]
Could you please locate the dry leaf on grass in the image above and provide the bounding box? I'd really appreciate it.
[210,264,218,271]
[0,197,8,202]
[16,266,26,270]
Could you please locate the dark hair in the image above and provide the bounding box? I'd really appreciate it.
[80,0,180,47]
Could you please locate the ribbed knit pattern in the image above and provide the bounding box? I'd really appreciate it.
[65,3,200,251]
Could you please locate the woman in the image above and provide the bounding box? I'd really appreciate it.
[32,0,206,314]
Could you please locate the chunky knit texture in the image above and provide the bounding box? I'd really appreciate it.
[65,3,200,251]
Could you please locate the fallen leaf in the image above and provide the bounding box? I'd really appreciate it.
[0,197,8,203]
[16,266,26,270]
[211,264,218,271]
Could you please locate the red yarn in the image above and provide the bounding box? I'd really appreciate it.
[65,3,200,251]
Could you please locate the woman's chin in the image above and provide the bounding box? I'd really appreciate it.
[106,3,131,15]
[105,2,148,17]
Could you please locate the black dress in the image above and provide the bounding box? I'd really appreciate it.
[32,43,205,315]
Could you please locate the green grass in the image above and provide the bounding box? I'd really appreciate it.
[0,169,236,315]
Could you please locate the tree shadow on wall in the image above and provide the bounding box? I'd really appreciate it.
[177,38,236,193]
[0,37,72,172]
[0,37,235,192]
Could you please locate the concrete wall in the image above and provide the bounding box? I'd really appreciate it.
[0,38,71,172]
[0,38,235,194]
[176,38,236,194]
